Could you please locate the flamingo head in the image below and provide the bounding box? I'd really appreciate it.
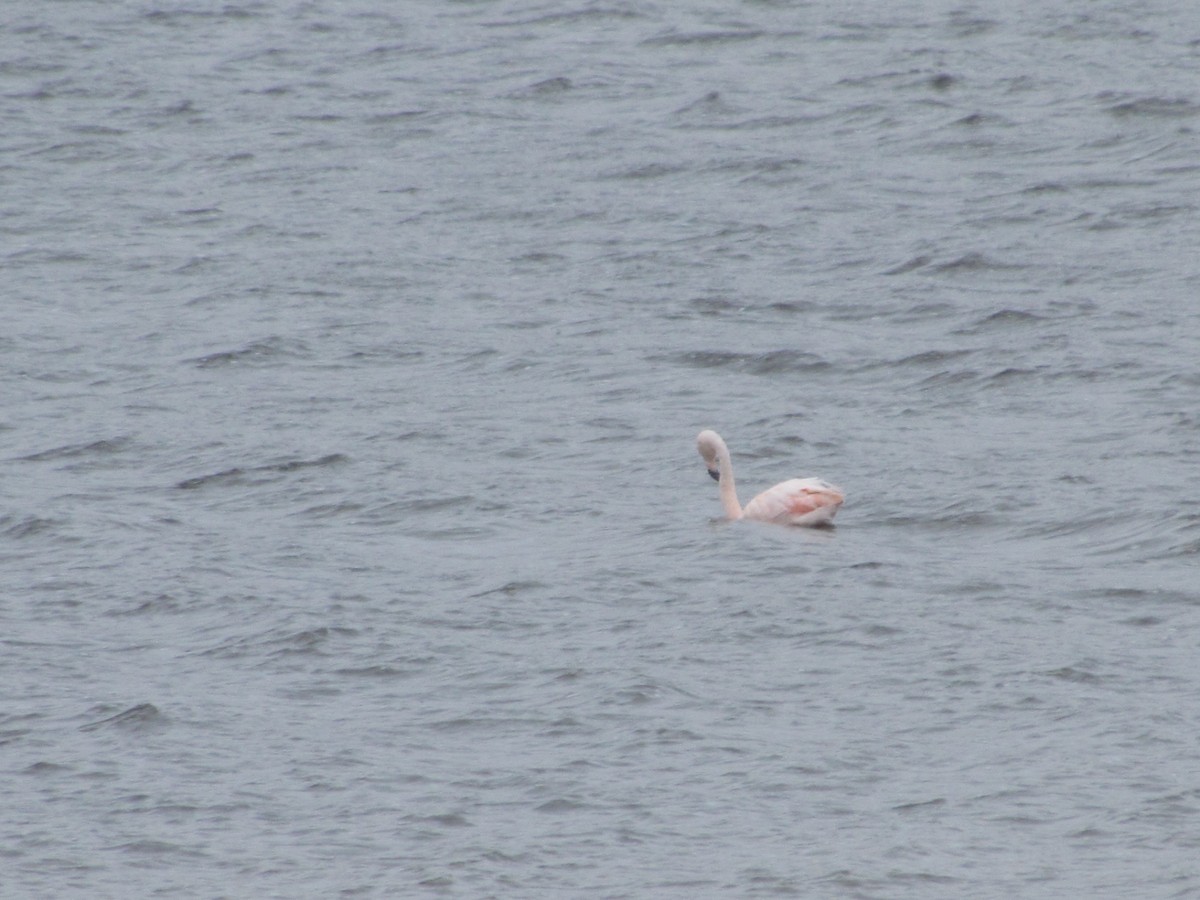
[696,430,724,481]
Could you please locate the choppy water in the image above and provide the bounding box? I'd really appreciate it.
[4,1,1200,897]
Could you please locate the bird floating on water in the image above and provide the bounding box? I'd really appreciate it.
[696,429,844,526]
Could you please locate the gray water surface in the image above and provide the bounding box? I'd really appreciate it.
[4,1,1200,897]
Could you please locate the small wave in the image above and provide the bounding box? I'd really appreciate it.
[507,76,572,98]
[641,30,763,47]
[507,7,643,27]
[912,369,980,390]
[601,161,691,180]
[1078,587,1196,607]
[893,797,947,813]
[106,594,186,617]
[333,665,421,679]
[881,500,1000,530]
[401,494,477,513]
[715,154,807,179]
[1021,181,1069,195]
[201,626,357,660]
[884,255,932,275]
[653,349,831,375]
[765,299,819,314]
[470,580,547,598]
[1142,513,1200,562]
[1,514,62,539]
[23,761,72,775]
[981,366,1046,387]
[687,296,743,316]
[951,111,1010,127]
[930,252,1025,274]
[299,500,365,520]
[345,495,483,528]
[967,308,1046,329]
[108,840,205,857]
[1015,511,1112,541]
[188,336,312,368]
[885,251,1024,276]
[1105,96,1200,119]
[891,349,975,368]
[668,89,747,125]
[411,812,471,828]
[1041,665,1105,684]
[176,453,348,490]
[17,437,132,462]
[412,524,495,541]
[79,703,164,732]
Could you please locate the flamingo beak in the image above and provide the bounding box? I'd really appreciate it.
[707,467,720,481]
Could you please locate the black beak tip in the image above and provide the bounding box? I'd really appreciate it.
[707,468,720,482]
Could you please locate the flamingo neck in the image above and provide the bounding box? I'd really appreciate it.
[717,445,743,519]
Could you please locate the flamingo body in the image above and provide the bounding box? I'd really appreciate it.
[697,430,844,526]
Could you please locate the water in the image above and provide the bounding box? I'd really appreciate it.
[3,1,1200,896]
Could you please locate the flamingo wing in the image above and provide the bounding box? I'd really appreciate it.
[742,478,844,526]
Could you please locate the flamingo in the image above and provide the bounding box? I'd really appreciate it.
[696,429,844,526]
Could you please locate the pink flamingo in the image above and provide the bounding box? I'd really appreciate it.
[696,429,844,526]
